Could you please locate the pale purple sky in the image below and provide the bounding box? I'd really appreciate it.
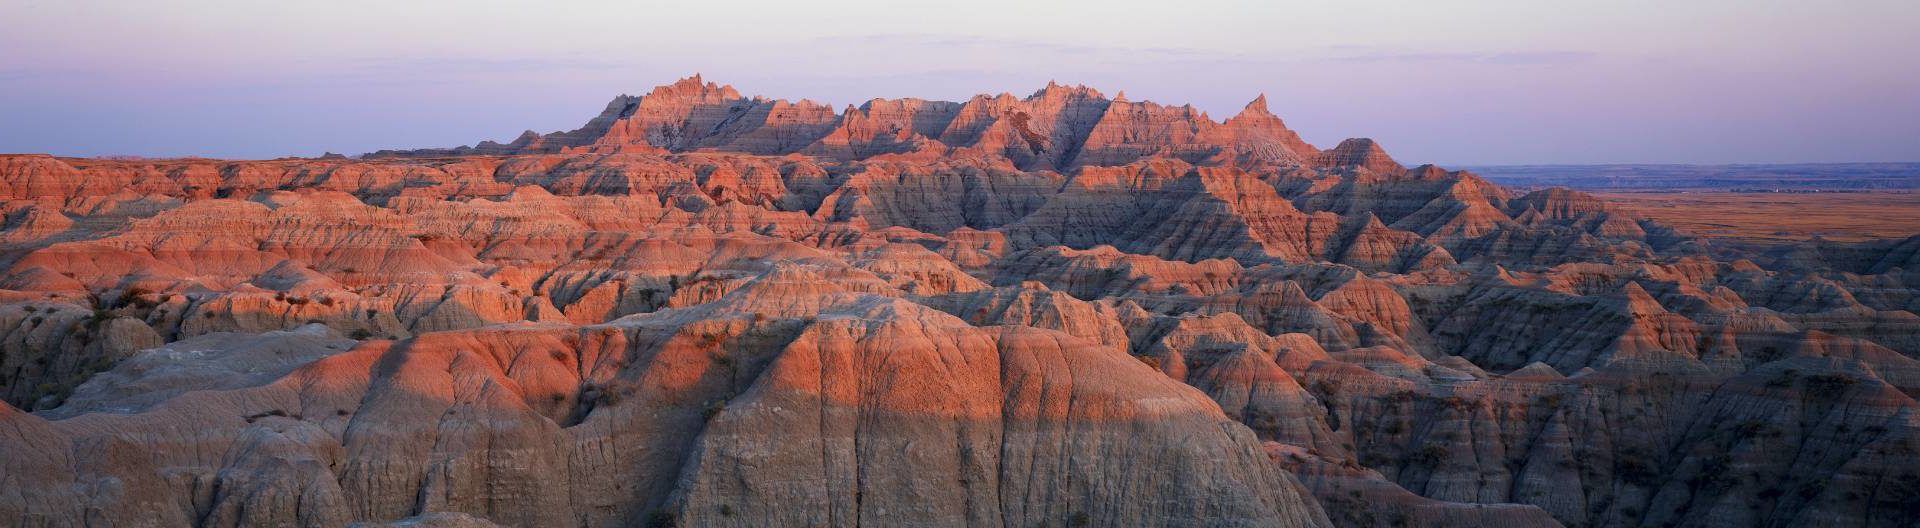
[2,0,1916,164]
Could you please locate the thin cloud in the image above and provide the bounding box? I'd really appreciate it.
[1479,51,1597,65]
[809,34,1218,59]
[350,56,635,75]
[1315,49,1596,66]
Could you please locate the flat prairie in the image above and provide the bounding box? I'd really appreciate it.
[1597,191,1920,243]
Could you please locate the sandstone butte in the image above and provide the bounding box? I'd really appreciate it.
[2,75,1918,528]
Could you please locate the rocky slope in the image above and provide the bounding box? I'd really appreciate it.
[2,77,1917,527]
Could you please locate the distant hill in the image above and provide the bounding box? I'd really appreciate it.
[1468,162,1920,191]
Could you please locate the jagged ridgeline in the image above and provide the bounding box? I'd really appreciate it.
[368,74,1324,171]
[1,76,1917,528]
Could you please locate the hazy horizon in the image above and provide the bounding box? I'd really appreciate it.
[3,0,1917,165]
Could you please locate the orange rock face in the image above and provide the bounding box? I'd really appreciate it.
[2,77,1917,528]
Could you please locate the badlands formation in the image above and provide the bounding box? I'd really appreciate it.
[3,76,1919,527]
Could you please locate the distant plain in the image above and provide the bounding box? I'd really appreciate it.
[1595,191,1920,243]
[1477,163,1920,244]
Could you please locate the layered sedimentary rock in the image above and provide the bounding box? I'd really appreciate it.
[370,77,1321,172]
[3,77,1918,528]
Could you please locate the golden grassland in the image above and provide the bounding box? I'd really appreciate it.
[1597,192,1920,244]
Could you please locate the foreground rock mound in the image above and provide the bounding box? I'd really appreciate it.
[1,271,1330,527]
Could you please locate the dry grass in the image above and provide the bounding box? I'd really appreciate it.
[1597,192,1920,244]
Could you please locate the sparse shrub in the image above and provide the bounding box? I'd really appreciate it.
[115,287,155,309]
[1803,373,1857,399]
[644,509,676,528]
[1765,368,1800,389]
[1684,454,1735,492]
[1310,379,1343,397]
[349,329,374,340]
[90,308,113,322]
[1615,450,1662,487]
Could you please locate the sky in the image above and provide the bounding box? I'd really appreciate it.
[1,0,1917,165]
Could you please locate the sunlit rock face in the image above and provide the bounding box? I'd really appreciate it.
[3,77,1917,528]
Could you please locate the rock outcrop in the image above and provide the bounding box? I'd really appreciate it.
[2,77,1916,528]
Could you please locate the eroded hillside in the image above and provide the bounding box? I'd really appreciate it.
[2,77,1917,528]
